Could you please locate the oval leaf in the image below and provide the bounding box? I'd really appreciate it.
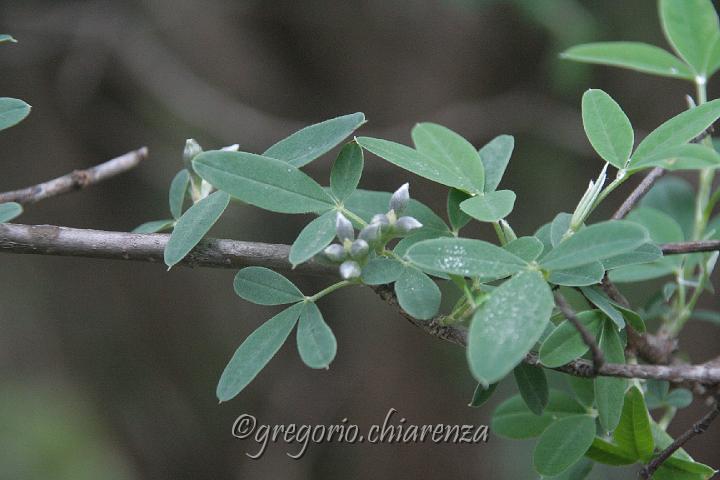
[613,386,654,462]
[234,267,304,305]
[631,144,720,171]
[480,134,514,192]
[329,142,364,202]
[513,363,549,416]
[532,415,596,476]
[296,302,336,369]
[289,210,337,266]
[660,0,720,75]
[169,169,190,219]
[491,389,585,439]
[0,97,31,131]
[469,382,498,408]
[548,261,605,287]
[0,202,22,223]
[504,236,544,262]
[459,190,516,222]
[361,256,404,285]
[539,310,604,368]
[394,267,441,320]
[447,188,472,232]
[581,89,634,168]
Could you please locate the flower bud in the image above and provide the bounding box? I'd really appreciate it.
[390,183,410,213]
[335,212,355,242]
[323,243,346,262]
[395,216,423,234]
[350,239,369,259]
[358,223,381,243]
[183,139,203,169]
[222,144,240,152]
[370,213,389,226]
[339,260,361,279]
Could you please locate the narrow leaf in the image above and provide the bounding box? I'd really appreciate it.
[0,97,31,131]
[289,210,337,266]
[447,188,472,232]
[469,382,497,408]
[613,386,654,462]
[539,310,604,368]
[297,302,336,369]
[595,319,627,432]
[459,190,516,222]
[132,219,174,233]
[580,286,626,329]
[0,34,17,44]
[631,144,720,171]
[513,363,549,415]
[550,212,573,247]
[233,267,304,305]
[480,134,514,192]
[169,169,190,219]
[581,89,634,168]
[330,142,364,202]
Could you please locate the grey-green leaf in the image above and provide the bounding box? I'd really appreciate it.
[548,261,605,287]
[550,212,573,247]
[539,310,604,368]
[233,267,304,305]
[580,286,626,329]
[581,89,634,168]
[296,302,336,369]
[361,257,404,285]
[330,142,364,202]
[602,243,663,270]
[469,382,497,408]
[0,34,17,44]
[264,112,366,167]
[513,363,549,416]
[631,144,720,171]
[216,303,302,402]
[169,169,190,219]
[504,236,544,262]
[595,319,627,432]
[659,0,720,76]
[613,385,654,462]
[289,210,337,266]
[164,190,230,268]
[0,97,31,131]
[468,270,553,385]
[193,151,333,214]
[0,202,22,223]
[459,190,516,222]
[561,42,693,79]
[491,389,585,439]
[480,134,514,192]
[341,189,449,233]
[447,188,472,232]
[394,267,441,320]
[132,219,174,233]
[532,415,596,476]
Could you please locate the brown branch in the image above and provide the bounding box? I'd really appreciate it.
[639,399,720,479]
[555,292,604,372]
[612,167,665,220]
[661,240,720,254]
[0,147,148,205]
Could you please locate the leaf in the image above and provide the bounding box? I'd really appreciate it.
[548,261,605,287]
[595,319,626,432]
[193,151,333,214]
[289,210,337,266]
[504,236,544,262]
[447,188,472,232]
[263,112,366,167]
[216,303,302,402]
[356,136,482,193]
[550,212,573,247]
[561,42,693,79]
[659,0,720,76]
[567,376,595,407]
[412,122,485,192]
[405,237,527,280]
[654,458,717,480]
[394,267,441,320]
[532,415,596,476]
[491,390,585,439]
[581,89,634,168]
[296,302,336,369]
[132,219,174,233]
[480,134,514,192]
[459,190,516,222]
[585,437,637,465]
[513,363,549,415]
[0,34,17,44]
[233,267,304,305]
[0,202,22,223]
[539,221,649,271]
[613,386,654,462]
[329,142,364,202]
[539,310,604,368]
[631,144,720,171]
[341,189,449,233]
[543,457,594,480]
[164,191,230,268]
[665,388,693,408]
[0,97,31,131]
[631,99,720,164]
[580,286,625,329]
[468,270,553,385]
[610,261,678,283]
[602,243,663,270]
[169,169,190,219]
[641,176,695,236]
[693,309,720,325]
[361,256,404,285]
[469,382,497,408]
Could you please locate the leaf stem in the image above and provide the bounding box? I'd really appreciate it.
[306,280,352,302]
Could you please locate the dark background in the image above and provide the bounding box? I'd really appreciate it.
[0,1,718,478]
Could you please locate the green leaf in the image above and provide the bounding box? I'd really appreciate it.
[361,257,404,285]
[480,134,514,192]
[659,0,720,76]
[665,388,693,408]
[233,267,304,305]
[289,210,337,266]
[0,34,17,44]
[513,363,549,415]
[595,319,626,432]
[548,261,605,287]
[602,243,663,270]
[459,190,516,222]
[468,270,553,385]
[169,169,190,219]
[0,98,31,131]
[356,136,482,193]
[641,177,695,236]
[491,390,585,439]
[216,303,302,402]
[405,237,527,280]
[654,458,717,480]
[540,221,649,271]
[193,151,333,214]
[394,267,441,320]
[532,415,596,476]
[610,261,678,283]
[550,213,573,247]
[164,191,230,268]
[631,99,720,164]
[561,42,693,79]
[539,310,604,368]
[580,286,626,329]
[613,386,654,462]
[504,236,544,262]
[296,302,336,369]
[581,89,634,168]
[447,188,472,232]
[567,376,595,407]
[693,309,720,325]
[543,457,594,480]
[0,202,22,223]
[628,207,684,243]
[264,112,366,167]
[341,189,449,233]
[585,437,637,465]
[469,382,497,408]
[132,219,174,233]
[330,142,364,202]
[631,144,720,171]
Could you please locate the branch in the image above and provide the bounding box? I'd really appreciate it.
[639,399,720,479]
[0,147,148,205]
[2,223,718,384]
[555,292,604,372]
[661,240,720,255]
[612,167,665,220]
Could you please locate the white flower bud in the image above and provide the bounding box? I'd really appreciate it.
[335,212,355,241]
[339,260,361,279]
[323,243,346,262]
[370,213,389,226]
[350,239,369,259]
[394,216,423,234]
[358,223,381,243]
[390,183,410,213]
[221,144,240,152]
[183,139,203,168]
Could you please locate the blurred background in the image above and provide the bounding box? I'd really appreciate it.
[0,0,718,478]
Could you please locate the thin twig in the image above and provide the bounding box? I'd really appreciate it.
[612,167,665,220]
[555,292,604,372]
[0,147,148,205]
[639,399,720,479]
[661,240,720,254]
